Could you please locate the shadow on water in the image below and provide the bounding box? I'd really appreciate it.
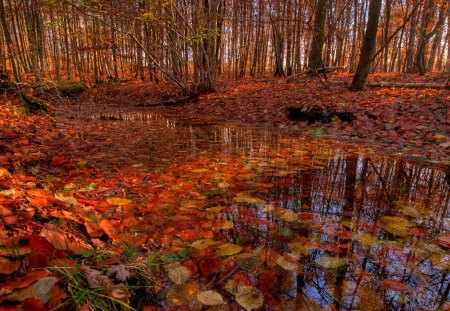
[90,110,450,310]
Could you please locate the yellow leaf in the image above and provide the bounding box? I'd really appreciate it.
[220,220,235,230]
[216,243,242,256]
[197,290,225,306]
[191,239,218,249]
[276,256,298,271]
[381,216,414,228]
[316,256,348,269]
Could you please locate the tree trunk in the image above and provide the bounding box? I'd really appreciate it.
[308,0,327,69]
[349,0,382,90]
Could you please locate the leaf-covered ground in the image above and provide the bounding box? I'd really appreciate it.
[0,74,449,310]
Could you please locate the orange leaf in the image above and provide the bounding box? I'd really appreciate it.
[2,271,50,292]
[0,260,20,275]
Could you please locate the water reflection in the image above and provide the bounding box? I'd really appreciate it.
[90,110,449,310]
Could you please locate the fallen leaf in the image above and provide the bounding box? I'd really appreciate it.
[0,260,20,275]
[0,271,50,295]
[235,285,264,311]
[197,290,225,306]
[216,243,242,256]
[106,197,132,205]
[191,239,218,249]
[107,263,130,282]
[167,265,191,285]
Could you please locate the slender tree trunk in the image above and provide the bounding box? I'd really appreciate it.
[350,0,382,90]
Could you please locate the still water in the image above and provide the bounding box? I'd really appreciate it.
[85,109,450,310]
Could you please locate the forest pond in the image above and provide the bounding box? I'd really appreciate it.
[80,109,450,310]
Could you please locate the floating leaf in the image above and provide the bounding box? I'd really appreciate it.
[191,239,218,250]
[354,232,378,246]
[381,216,414,228]
[217,182,230,188]
[276,256,298,271]
[220,220,235,230]
[315,256,348,269]
[258,204,275,213]
[168,265,191,285]
[438,234,450,248]
[288,242,310,258]
[235,285,264,311]
[234,193,266,204]
[197,290,225,306]
[216,243,242,256]
[401,205,421,218]
[280,212,298,222]
[431,254,450,270]
[384,224,409,237]
[106,197,132,205]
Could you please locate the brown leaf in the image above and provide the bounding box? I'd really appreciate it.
[80,266,111,288]
[107,263,130,282]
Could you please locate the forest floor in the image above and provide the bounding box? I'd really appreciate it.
[0,72,449,310]
[87,72,450,166]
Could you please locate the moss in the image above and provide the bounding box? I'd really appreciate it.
[53,79,87,96]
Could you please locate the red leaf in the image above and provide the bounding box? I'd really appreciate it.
[259,270,277,291]
[21,298,47,311]
[180,230,197,241]
[182,260,198,277]
[409,227,430,237]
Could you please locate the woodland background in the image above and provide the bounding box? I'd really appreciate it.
[0,0,449,93]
